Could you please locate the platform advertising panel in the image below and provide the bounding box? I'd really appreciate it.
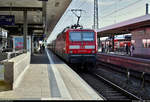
[13,36,31,52]
[14,36,23,50]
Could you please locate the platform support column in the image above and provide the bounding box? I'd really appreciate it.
[140,72,145,89]
[112,35,114,52]
[23,10,28,52]
[42,1,47,39]
[104,39,106,53]
[146,3,149,15]
[31,34,34,54]
[7,33,10,49]
[97,36,101,52]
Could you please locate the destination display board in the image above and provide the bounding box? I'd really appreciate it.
[0,15,15,26]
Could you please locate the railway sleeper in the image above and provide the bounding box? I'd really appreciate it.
[106,96,129,99]
[107,94,126,96]
[106,96,128,98]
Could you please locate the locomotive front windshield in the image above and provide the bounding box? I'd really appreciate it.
[69,31,95,41]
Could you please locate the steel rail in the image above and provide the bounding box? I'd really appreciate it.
[94,73,142,100]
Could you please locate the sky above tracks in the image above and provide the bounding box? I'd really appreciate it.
[47,0,150,43]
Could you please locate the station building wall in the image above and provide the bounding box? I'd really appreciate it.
[131,27,150,58]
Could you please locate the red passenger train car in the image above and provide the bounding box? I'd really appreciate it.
[48,28,97,69]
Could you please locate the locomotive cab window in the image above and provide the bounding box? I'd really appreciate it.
[82,32,94,41]
[69,31,95,41]
[69,32,82,41]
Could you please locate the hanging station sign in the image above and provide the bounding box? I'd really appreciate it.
[0,15,15,26]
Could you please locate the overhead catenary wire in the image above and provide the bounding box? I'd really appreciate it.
[101,3,146,21]
[101,0,150,15]
[99,0,148,27]
[100,2,147,25]
[100,0,143,19]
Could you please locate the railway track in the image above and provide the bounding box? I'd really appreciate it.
[77,71,142,100]
[95,61,150,100]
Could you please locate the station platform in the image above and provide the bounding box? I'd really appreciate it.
[0,49,102,100]
[97,52,150,74]
[99,51,150,60]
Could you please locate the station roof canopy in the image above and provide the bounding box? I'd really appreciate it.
[0,0,72,39]
[97,14,150,37]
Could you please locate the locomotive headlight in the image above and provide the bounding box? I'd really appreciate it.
[92,50,95,53]
[69,45,80,49]
[85,45,95,49]
[70,51,73,53]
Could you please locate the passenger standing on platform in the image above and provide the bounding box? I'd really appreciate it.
[102,44,104,53]
[106,44,108,53]
[40,44,42,54]
[108,44,112,52]
[37,43,40,53]
[130,44,134,56]
[125,44,129,55]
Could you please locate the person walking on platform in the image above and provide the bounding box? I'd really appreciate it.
[130,44,134,56]
[42,44,45,53]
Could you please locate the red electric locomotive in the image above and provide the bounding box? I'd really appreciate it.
[49,27,97,70]
[48,9,97,70]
